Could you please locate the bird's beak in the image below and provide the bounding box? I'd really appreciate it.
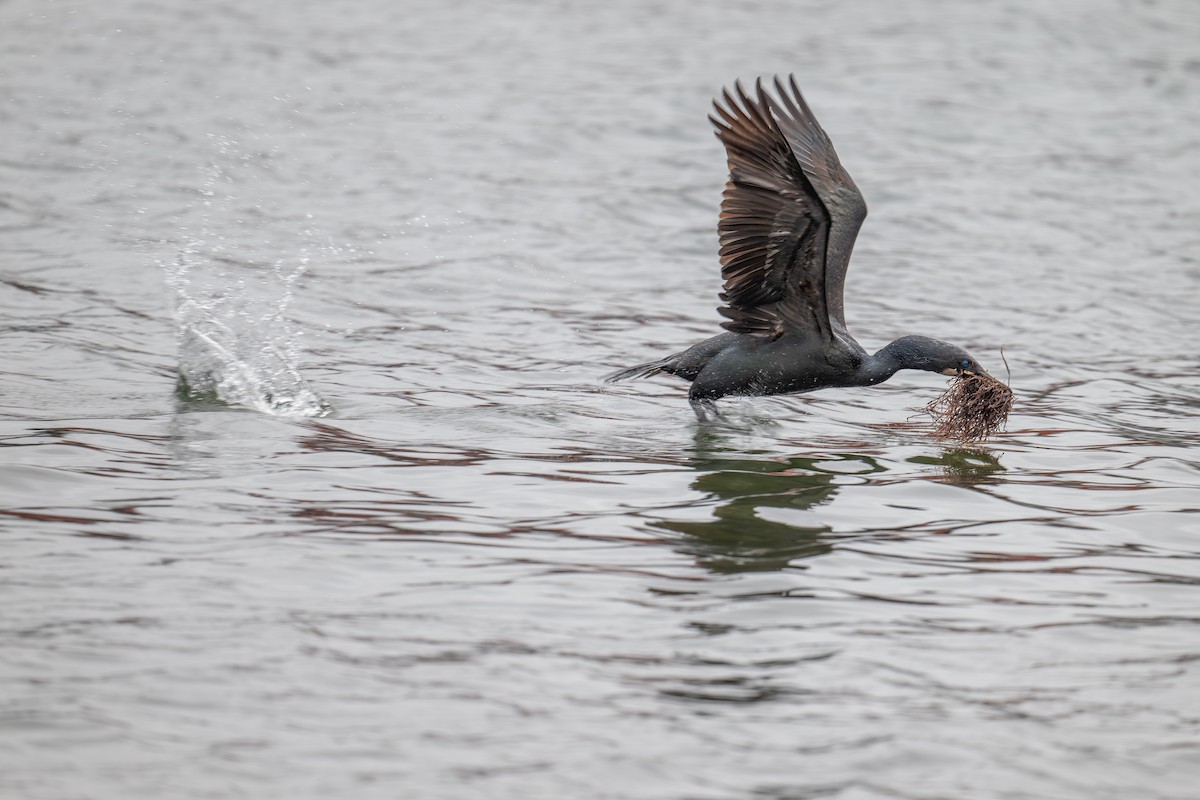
[941,367,988,378]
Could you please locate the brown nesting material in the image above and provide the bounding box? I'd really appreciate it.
[925,372,1014,442]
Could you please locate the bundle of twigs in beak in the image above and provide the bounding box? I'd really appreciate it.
[926,371,1014,442]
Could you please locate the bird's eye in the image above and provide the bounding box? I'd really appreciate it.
[960,359,971,369]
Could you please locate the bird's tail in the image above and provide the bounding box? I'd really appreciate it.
[604,355,678,383]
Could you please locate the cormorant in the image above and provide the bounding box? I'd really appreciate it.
[608,76,993,421]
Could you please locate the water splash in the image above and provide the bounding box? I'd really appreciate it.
[162,133,331,418]
[165,253,329,418]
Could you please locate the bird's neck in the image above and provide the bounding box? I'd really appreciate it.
[856,339,922,385]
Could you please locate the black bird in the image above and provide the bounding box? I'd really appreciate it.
[608,76,989,420]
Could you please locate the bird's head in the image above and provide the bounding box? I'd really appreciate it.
[887,335,987,377]
[939,352,986,378]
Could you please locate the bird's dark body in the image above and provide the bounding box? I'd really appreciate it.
[662,332,865,398]
[607,76,990,419]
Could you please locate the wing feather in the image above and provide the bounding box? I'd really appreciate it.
[711,76,867,340]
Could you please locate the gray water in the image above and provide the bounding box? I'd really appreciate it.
[3,0,1200,798]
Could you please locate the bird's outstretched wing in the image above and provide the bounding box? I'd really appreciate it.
[711,76,867,341]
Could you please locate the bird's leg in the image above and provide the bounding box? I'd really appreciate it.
[689,397,722,423]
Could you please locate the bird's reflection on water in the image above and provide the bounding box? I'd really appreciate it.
[659,427,1006,573]
[654,428,850,573]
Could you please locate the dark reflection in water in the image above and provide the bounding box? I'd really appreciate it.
[911,447,1007,487]
[658,431,879,572]
[662,434,1008,572]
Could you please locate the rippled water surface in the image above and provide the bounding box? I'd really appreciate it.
[3,0,1200,798]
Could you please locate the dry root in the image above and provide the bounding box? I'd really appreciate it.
[926,372,1014,442]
